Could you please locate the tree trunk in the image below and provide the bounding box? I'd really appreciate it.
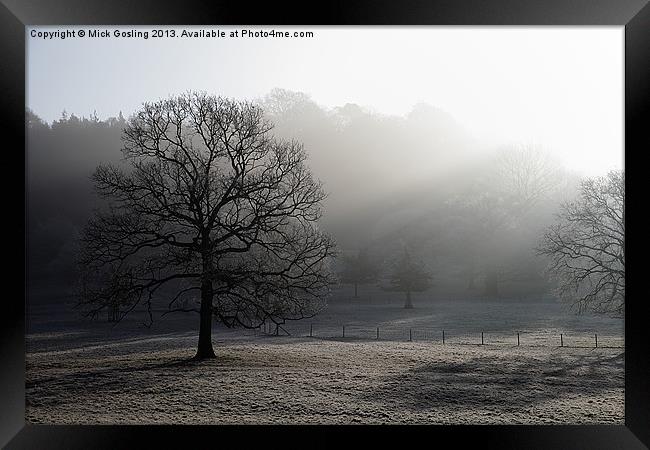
[484,269,499,298]
[195,281,216,359]
[404,289,413,309]
[195,248,216,359]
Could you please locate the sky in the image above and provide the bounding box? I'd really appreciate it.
[26,26,623,176]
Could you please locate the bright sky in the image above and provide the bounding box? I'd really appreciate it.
[27,26,623,176]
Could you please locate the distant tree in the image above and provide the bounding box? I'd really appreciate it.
[260,88,328,136]
[27,109,127,290]
[339,248,379,298]
[385,249,433,309]
[261,88,319,116]
[26,108,49,130]
[77,92,336,359]
[537,171,624,315]
[493,143,566,214]
[444,144,567,297]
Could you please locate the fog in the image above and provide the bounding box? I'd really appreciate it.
[26,27,623,305]
[28,27,623,176]
[28,92,584,302]
[24,27,627,427]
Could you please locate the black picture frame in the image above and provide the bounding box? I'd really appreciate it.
[2,1,648,448]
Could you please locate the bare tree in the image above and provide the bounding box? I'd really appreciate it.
[493,143,566,214]
[77,92,337,359]
[444,144,568,297]
[339,248,380,299]
[384,248,433,309]
[537,171,624,315]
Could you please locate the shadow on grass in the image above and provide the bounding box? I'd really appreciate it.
[357,349,624,414]
[25,349,241,392]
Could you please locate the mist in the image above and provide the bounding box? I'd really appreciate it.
[25,27,625,426]
[27,90,587,302]
[28,27,623,177]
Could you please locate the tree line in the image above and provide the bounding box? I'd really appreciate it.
[27,90,625,359]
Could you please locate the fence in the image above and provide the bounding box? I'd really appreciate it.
[256,323,624,349]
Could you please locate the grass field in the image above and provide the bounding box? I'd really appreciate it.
[25,296,624,424]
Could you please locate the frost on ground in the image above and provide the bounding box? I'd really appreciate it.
[26,334,623,424]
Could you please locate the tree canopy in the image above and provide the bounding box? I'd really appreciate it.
[77,92,337,358]
[537,171,624,316]
[385,248,433,308]
[339,248,380,298]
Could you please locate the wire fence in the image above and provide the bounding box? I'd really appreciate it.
[256,323,625,349]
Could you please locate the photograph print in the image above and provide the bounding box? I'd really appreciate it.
[26,26,625,425]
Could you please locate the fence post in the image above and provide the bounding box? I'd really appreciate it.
[409,329,412,342]
[517,332,520,346]
[442,330,445,345]
[376,327,379,340]
[343,325,345,338]
[310,323,313,337]
[560,333,563,347]
[595,333,598,348]
[481,332,484,345]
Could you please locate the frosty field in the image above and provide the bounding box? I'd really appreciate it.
[25,297,624,425]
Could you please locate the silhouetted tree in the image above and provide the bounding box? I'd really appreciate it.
[385,249,433,309]
[77,92,336,359]
[537,171,624,316]
[339,248,379,298]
